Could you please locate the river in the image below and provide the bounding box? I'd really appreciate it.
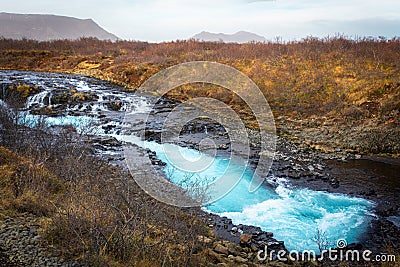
[0,70,376,252]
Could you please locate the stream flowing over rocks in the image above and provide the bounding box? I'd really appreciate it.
[0,70,399,264]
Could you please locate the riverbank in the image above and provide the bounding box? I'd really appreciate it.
[0,70,399,266]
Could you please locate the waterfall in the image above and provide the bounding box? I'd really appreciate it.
[26,90,49,109]
[1,84,6,100]
[48,91,52,106]
[0,99,7,108]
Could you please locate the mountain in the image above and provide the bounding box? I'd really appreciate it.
[0,12,118,41]
[192,31,266,43]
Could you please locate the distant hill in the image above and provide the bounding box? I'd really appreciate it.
[0,12,118,41]
[192,31,266,43]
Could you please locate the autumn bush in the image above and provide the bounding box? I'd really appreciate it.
[0,145,62,217]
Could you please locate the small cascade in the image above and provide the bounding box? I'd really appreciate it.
[0,99,7,108]
[48,91,52,106]
[1,84,8,99]
[26,90,49,109]
[127,98,151,114]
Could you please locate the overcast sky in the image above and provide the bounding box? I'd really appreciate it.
[1,0,400,42]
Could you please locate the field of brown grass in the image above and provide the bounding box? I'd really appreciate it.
[1,36,399,155]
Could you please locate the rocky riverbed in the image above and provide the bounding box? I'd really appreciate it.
[0,70,399,265]
[0,217,80,267]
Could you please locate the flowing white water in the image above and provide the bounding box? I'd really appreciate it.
[0,70,375,252]
[19,112,95,131]
[26,91,49,109]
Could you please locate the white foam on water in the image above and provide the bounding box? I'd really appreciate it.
[26,91,50,109]
[19,112,95,133]
[216,185,373,251]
